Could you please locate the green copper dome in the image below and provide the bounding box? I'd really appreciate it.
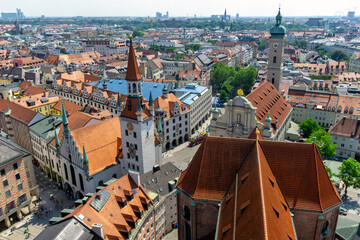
[265,114,272,122]
[270,8,286,39]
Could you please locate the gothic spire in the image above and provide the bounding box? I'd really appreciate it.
[54,129,60,147]
[136,97,142,112]
[117,92,122,107]
[82,143,89,166]
[61,100,69,132]
[125,35,142,82]
[149,91,153,107]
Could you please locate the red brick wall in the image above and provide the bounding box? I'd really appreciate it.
[0,157,31,215]
[177,190,219,240]
[292,207,339,240]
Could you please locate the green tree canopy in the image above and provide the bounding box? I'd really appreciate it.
[132,30,144,38]
[315,45,328,58]
[210,63,256,97]
[299,118,321,138]
[207,39,218,45]
[185,44,200,51]
[258,39,266,51]
[219,90,229,102]
[175,52,186,60]
[306,128,337,159]
[149,45,160,51]
[338,158,360,197]
[331,50,349,62]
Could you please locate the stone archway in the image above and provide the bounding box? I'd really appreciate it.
[166,142,171,151]
[172,139,177,148]
[184,134,189,142]
[178,136,183,145]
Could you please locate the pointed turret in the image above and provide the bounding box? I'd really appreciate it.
[54,129,60,148]
[61,100,69,133]
[82,143,89,175]
[116,92,122,116]
[136,97,143,121]
[125,36,142,82]
[162,85,168,99]
[149,91,154,116]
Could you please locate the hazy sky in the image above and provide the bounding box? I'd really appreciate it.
[1,0,359,17]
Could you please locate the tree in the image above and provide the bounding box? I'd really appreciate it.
[331,50,350,62]
[132,30,144,38]
[185,44,200,51]
[299,118,320,138]
[149,45,160,51]
[325,165,334,181]
[207,39,218,45]
[306,128,337,159]
[315,45,328,58]
[219,90,229,102]
[175,52,186,60]
[337,158,360,197]
[166,47,175,53]
[258,39,266,51]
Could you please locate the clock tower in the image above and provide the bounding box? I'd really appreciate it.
[267,8,286,91]
[119,36,157,174]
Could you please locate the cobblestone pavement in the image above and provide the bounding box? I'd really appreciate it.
[0,166,74,240]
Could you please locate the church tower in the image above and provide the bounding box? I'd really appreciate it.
[120,36,156,174]
[267,8,286,91]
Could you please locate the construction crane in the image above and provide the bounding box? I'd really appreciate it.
[147,18,153,34]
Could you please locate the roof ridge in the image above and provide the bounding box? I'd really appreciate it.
[313,143,323,211]
[194,137,208,197]
[255,141,268,240]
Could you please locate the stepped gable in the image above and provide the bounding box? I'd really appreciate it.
[177,137,254,201]
[260,141,341,212]
[247,81,291,132]
[217,141,296,239]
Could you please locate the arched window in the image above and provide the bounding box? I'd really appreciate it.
[132,83,136,93]
[70,165,76,186]
[237,114,241,122]
[337,106,342,113]
[183,205,190,221]
[98,180,104,187]
[79,174,84,191]
[273,56,277,64]
[128,84,131,93]
[344,107,349,114]
[272,78,275,84]
[128,101,131,111]
[138,83,141,93]
[332,107,335,112]
[350,107,354,114]
[64,163,69,180]
[321,220,330,236]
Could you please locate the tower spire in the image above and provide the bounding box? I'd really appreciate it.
[54,129,60,148]
[125,35,142,82]
[82,142,89,166]
[149,91,153,107]
[61,100,69,132]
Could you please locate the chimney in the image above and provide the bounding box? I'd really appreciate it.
[128,170,140,186]
[92,223,104,239]
[153,165,160,173]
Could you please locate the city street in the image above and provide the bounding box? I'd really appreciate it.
[0,166,74,240]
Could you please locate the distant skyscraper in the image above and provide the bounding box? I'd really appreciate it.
[16,8,24,19]
[156,12,162,18]
[236,13,239,20]
[347,11,355,18]
[166,11,169,18]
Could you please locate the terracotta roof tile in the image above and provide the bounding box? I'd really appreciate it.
[0,98,39,125]
[329,118,360,138]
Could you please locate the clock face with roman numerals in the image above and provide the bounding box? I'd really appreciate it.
[126,122,134,131]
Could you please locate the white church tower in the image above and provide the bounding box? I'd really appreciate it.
[119,36,156,174]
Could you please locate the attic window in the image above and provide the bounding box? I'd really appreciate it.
[241,200,250,214]
[288,236,293,240]
[225,194,233,204]
[282,202,288,212]
[268,178,274,187]
[273,208,280,218]
[241,173,249,184]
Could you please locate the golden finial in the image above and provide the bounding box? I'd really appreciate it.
[256,128,260,141]
[129,34,133,39]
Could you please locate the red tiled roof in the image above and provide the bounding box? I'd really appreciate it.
[217,141,296,239]
[0,98,38,125]
[247,81,292,132]
[177,137,341,212]
[329,118,360,138]
[121,97,151,120]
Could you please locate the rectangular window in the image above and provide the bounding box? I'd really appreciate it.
[19,194,27,204]
[18,183,23,191]
[3,179,8,187]
[135,144,137,150]
[125,130,128,136]
[13,163,18,170]
[135,156,138,161]
[5,190,11,198]
[15,173,21,181]
[134,132,137,138]
[136,166,139,171]
[126,142,129,147]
